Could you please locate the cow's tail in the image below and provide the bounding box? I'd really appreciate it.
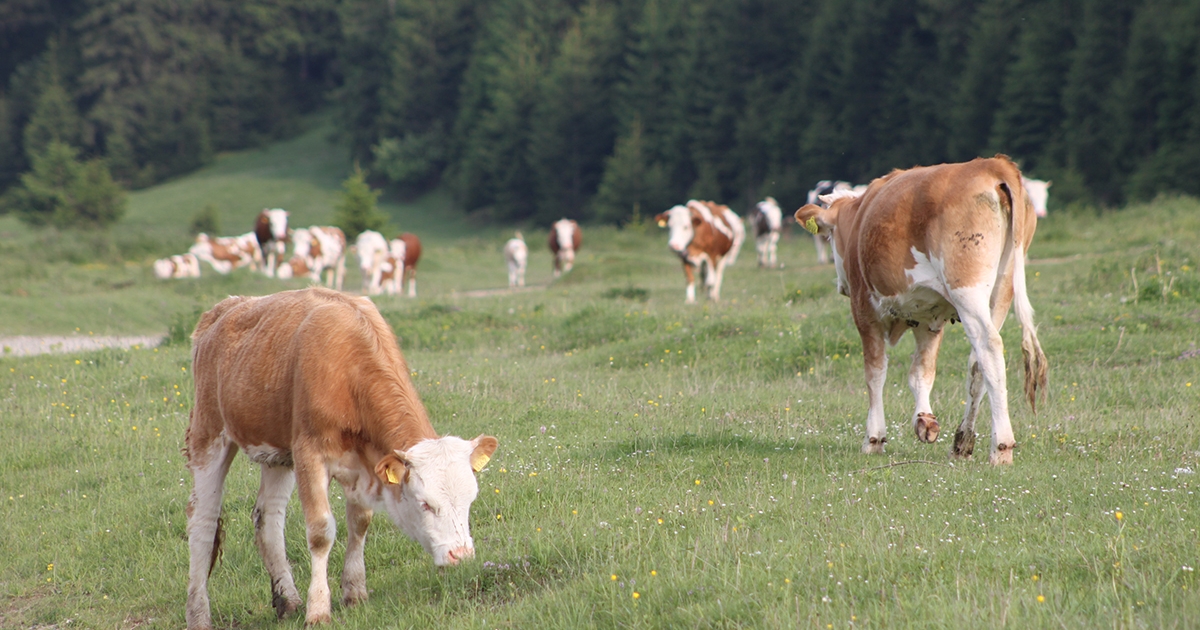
[208,515,225,576]
[1000,179,1048,412]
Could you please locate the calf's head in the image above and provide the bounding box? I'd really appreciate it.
[655,205,696,254]
[374,434,498,566]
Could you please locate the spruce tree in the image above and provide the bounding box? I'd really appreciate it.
[334,164,387,241]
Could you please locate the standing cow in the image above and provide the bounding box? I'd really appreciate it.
[185,288,497,628]
[254,208,290,277]
[655,200,741,303]
[392,232,422,297]
[548,219,581,277]
[504,231,528,288]
[794,156,1047,465]
[356,230,389,295]
[751,197,783,268]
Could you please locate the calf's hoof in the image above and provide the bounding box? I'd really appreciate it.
[914,413,940,443]
[950,429,975,459]
[862,435,886,455]
[988,442,1014,466]
[305,611,332,626]
[272,589,301,619]
[342,584,369,607]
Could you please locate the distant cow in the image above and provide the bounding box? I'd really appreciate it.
[277,227,346,290]
[185,288,497,628]
[655,200,742,303]
[154,253,201,279]
[189,232,262,274]
[254,208,290,277]
[356,230,389,295]
[751,197,783,268]
[794,156,1047,465]
[1023,177,1051,218]
[805,180,853,264]
[548,219,581,277]
[503,231,528,288]
[392,233,422,297]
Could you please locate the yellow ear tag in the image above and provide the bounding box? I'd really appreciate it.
[471,453,491,472]
[804,217,819,235]
[657,219,667,228]
[385,468,400,485]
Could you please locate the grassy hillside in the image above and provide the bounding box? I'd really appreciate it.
[0,130,1198,628]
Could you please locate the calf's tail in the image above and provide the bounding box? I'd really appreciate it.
[1000,180,1049,412]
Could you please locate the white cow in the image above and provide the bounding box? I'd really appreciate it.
[751,197,783,268]
[503,232,528,287]
[356,230,389,295]
[1023,177,1051,218]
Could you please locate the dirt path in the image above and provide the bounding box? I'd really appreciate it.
[0,334,164,357]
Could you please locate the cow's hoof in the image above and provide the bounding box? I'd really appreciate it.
[342,589,368,607]
[989,443,1014,466]
[951,429,975,459]
[914,413,940,443]
[272,589,301,619]
[862,436,886,455]
[305,611,332,626]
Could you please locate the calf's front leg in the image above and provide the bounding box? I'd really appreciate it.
[295,448,336,624]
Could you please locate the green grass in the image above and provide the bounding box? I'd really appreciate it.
[1,129,1198,628]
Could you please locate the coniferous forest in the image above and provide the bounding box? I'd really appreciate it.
[3,0,1200,227]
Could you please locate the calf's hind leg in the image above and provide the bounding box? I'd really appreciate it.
[253,464,301,618]
[909,325,944,443]
[186,438,238,630]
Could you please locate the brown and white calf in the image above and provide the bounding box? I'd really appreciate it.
[185,288,497,628]
[794,156,1048,465]
[654,200,742,303]
[254,208,290,277]
[189,232,262,274]
[153,253,201,279]
[391,232,422,297]
[355,230,389,295]
[548,219,581,277]
[752,197,783,268]
[286,226,346,290]
[503,231,528,288]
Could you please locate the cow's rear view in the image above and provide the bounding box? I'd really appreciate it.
[185,288,497,628]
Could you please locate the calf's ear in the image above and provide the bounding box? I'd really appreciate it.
[794,205,837,235]
[654,213,668,228]
[469,435,499,472]
[375,451,410,485]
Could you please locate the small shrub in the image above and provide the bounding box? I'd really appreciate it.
[602,286,649,302]
[190,204,221,235]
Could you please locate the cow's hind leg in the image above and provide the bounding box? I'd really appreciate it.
[254,465,301,619]
[952,352,984,459]
[858,322,889,454]
[952,286,1016,465]
[340,491,373,606]
[186,438,238,630]
[909,325,944,443]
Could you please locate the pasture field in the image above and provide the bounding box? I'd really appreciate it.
[2,127,1199,628]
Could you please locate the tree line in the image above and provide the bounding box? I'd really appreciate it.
[3,0,1200,228]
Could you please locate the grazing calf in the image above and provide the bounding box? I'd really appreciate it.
[805,180,853,264]
[356,230,389,295]
[279,227,346,290]
[654,200,740,303]
[503,232,528,288]
[1023,177,1051,218]
[392,233,421,297]
[185,288,497,628]
[189,232,262,274]
[254,208,290,277]
[548,219,581,277]
[794,156,1047,465]
[154,253,201,279]
[752,197,783,268]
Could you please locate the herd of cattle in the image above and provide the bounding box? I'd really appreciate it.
[183,157,1051,628]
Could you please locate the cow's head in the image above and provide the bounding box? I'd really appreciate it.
[655,205,696,254]
[795,188,863,296]
[374,434,498,567]
[263,208,289,241]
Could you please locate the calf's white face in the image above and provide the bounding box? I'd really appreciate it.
[659,205,694,253]
[266,208,289,240]
[377,435,497,566]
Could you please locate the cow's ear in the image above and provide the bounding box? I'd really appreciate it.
[794,204,837,235]
[469,435,498,472]
[375,451,410,485]
[654,213,668,228]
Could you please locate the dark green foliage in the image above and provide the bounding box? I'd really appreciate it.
[333,164,387,241]
[5,141,126,229]
[189,205,222,236]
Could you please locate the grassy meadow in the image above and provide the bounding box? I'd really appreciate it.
[1,125,1199,628]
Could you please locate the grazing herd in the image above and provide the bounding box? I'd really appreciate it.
[183,156,1050,628]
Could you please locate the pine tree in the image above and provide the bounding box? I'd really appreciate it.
[6,141,126,229]
[593,118,669,223]
[333,164,387,241]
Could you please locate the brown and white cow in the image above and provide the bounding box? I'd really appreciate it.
[254,208,290,277]
[794,156,1048,465]
[189,232,262,274]
[752,197,783,268]
[392,232,422,297]
[185,288,497,628]
[356,230,390,295]
[503,231,528,288]
[292,225,347,291]
[654,200,742,303]
[548,219,581,277]
[153,253,201,279]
